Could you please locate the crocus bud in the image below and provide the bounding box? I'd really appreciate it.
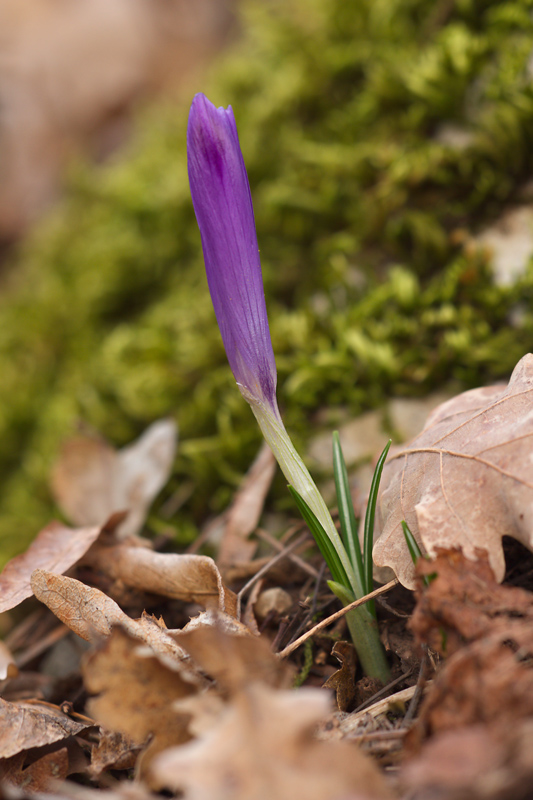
[187,93,277,411]
[187,94,354,586]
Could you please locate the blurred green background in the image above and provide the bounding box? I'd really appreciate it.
[1,0,533,565]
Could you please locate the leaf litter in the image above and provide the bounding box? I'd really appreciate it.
[374,353,533,589]
[0,391,532,798]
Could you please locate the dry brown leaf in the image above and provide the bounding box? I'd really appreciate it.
[89,730,142,776]
[83,628,199,776]
[323,641,357,712]
[51,419,177,539]
[0,516,124,613]
[408,550,533,745]
[30,570,190,671]
[83,545,237,614]
[152,682,392,800]
[176,624,291,692]
[410,548,533,657]
[373,354,533,588]
[0,747,69,791]
[217,443,276,572]
[0,699,93,759]
[402,720,533,799]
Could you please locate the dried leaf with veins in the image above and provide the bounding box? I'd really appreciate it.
[0,515,124,613]
[83,546,237,614]
[0,699,93,759]
[51,418,177,538]
[30,570,192,672]
[373,354,533,588]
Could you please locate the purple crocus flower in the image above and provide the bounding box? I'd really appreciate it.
[187,93,354,593]
[187,93,277,411]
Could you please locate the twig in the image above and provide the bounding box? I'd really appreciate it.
[236,533,309,619]
[256,527,319,578]
[403,645,429,725]
[352,669,413,714]
[277,578,398,659]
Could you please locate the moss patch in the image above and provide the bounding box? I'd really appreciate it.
[1,0,533,563]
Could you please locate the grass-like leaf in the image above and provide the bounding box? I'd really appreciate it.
[332,431,365,599]
[401,519,433,586]
[288,485,350,589]
[401,519,422,564]
[363,439,392,616]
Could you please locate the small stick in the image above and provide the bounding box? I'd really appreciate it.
[277,578,398,659]
[402,646,429,725]
[256,527,319,578]
[352,668,413,714]
[236,533,309,620]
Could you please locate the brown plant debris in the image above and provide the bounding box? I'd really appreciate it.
[409,549,533,743]
[374,353,533,588]
[52,419,177,539]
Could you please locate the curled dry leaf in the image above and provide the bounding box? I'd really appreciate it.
[83,627,201,777]
[409,550,533,745]
[323,641,357,712]
[0,698,93,759]
[51,418,177,539]
[374,354,533,588]
[30,570,190,672]
[152,682,392,800]
[84,545,237,614]
[0,516,124,613]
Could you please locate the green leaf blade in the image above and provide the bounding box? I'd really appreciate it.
[332,431,365,599]
[363,439,392,616]
[288,484,350,590]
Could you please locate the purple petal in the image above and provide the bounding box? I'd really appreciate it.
[187,93,277,408]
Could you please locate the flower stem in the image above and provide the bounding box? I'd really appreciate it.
[329,581,390,684]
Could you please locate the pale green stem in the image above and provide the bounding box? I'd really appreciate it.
[245,394,357,593]
[242,390,390,683]
[330,582,390,683]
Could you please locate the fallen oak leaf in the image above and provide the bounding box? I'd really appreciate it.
[83,546,237,614]
[0,514,124,613]
[0,698,93,759]
[51,418,177,539]
[30,570,191,672]
[373,353,533,588]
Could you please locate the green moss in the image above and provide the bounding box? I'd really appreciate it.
[1,0,533,563]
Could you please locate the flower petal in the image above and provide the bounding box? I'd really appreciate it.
[187,93,277,406]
